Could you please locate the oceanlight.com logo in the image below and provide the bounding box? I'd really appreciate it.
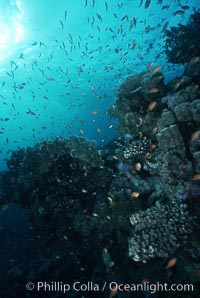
[26,281,194,294]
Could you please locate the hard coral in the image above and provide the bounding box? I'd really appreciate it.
[113,70,166,138]
[129,199,193,262]
[0,136,104,206]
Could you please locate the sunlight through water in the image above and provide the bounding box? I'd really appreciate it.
[0,0,24,60]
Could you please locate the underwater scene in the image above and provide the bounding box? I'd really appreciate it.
[0,0,200,297]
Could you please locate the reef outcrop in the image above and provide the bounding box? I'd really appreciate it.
[165,10,200,65]
[1,33,200,298]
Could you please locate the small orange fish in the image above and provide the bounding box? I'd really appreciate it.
[146,61,154,71]
[151,65,161,74]
[162,21,169,33]
[192,174,200,181]
[189,57,200,64]
[145,25,152,33]
[147,101,156,111]
[132,39,137,49]
[139,131,143,138]
[131,191,140,198]
[102,248,108,255]
[150,144,156,150]
[166,258,177,269]
[181,5,190,10]
[91,110,98,115]
[109,285,118,298]
[147,88,159,94]
[66,125,72,129]
[174,10,185,16]
[137,53,143,60]
[135,162,142,171]
[192,84,199,92]
[152,127,158,134]
[191,131,200,142]
[108,261,115,268]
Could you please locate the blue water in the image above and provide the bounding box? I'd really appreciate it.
[0,0,198,171]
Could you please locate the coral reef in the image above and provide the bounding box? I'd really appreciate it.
[105,32,200,288]
[165,10,200,64]
[1,19,200,296]
[0,136,104,206]
[128,199,193,262]
[110,69,166,138]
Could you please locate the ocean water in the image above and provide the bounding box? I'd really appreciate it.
[0,1,200,298]
[0,0,196,171]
